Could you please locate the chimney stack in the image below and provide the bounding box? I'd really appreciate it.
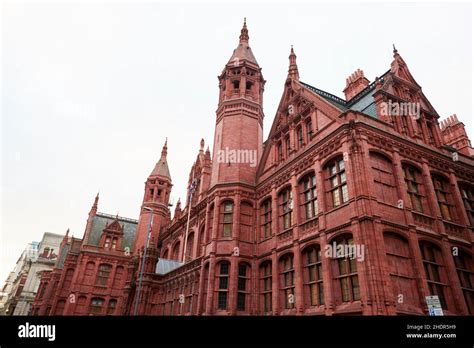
[343,69,370,101]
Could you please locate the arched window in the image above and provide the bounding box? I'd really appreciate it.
[420,242,447,309]
[221,202,233,237]
[432,174,455,221]
[207,205,214,243]
[296,126,304,149]
[403,164,426,213]
[75,296,87,315]
[107,299,117,315]
[55,300,65,315]
[237,263,250,311]
[113,266,124,288]
[84,262,95,284]
[279,187,293,231]
[261,198,272,239]
[172,242,181,261]
[96,264,112,286]
[202,263,210,311]
[453,250,474,314]
[240,202,253,242]
[162,248,169,259]
[369,152,397,205]
[333,235,360,302]
[260,261,272,313]
[383,232,419,307]
[303,245,324,307]
[277,142,283,162]
[285,136,291,158]
[185,233,194,261]
[197,225,205,256]
[300,173,318,220]
[459,184,474,226]
[306,119,313,142]
[280,254,295,309]
[325,157,348,208]
[63,268,74,289]
[89,297,104,315]
[217,262,230,310]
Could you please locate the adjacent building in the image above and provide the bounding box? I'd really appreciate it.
[32,20,473,316]
[1,233,62,315]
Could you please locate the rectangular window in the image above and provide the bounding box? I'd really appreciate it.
[218,292,227,310]
[261,200,272,238]
[279,188,293,231]
[327,158,349,208]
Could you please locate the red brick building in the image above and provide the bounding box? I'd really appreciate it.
[32,20,474,316]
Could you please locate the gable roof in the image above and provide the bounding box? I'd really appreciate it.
[86,212,138,249]
[300,69,390,119]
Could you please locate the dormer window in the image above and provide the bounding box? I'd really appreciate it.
[112,238,117,250]
[104,237,111,248]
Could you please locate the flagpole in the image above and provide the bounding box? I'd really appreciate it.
[182,173,196,263]
[133,208,153,315]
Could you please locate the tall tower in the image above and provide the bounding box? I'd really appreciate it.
[133,140,172,254]
[210,18,265,187]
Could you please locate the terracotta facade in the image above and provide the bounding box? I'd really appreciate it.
[32,21,474,316]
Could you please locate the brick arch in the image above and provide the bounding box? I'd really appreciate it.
[320,152,344,169]
[258,257,272,267]
[382,229,410,242]
[171,240,181,261]
[297,169,316,184]
[368,148,394,162]
[300,241,322,253]
[258,195,272,207]
[430,170,450,181]
[240,198,254,208]
[400,159,423,173]
[326,230,354,244]
[277,184,292,196]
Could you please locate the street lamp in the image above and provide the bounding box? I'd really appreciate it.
[133,207,154,316]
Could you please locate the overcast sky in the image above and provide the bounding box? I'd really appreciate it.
[1,1,472,282]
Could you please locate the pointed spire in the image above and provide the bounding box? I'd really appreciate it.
[90,192,99,216]
[228,18,258,65]
[288,45,299,80]
[63,228,70,243]
[161,138,168,159]
[239,17,249,44]
[150,138,171,179]
[200,138,205,153]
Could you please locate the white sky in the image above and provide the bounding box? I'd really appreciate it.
[1,1,472,282]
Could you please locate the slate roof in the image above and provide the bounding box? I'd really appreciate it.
[86,212,138,249]
[300,69,390,119]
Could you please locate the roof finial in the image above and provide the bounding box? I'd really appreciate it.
[288,45,299,81]
[393,44,398,56]
[161,138,168,159]
[239,18,249,44]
